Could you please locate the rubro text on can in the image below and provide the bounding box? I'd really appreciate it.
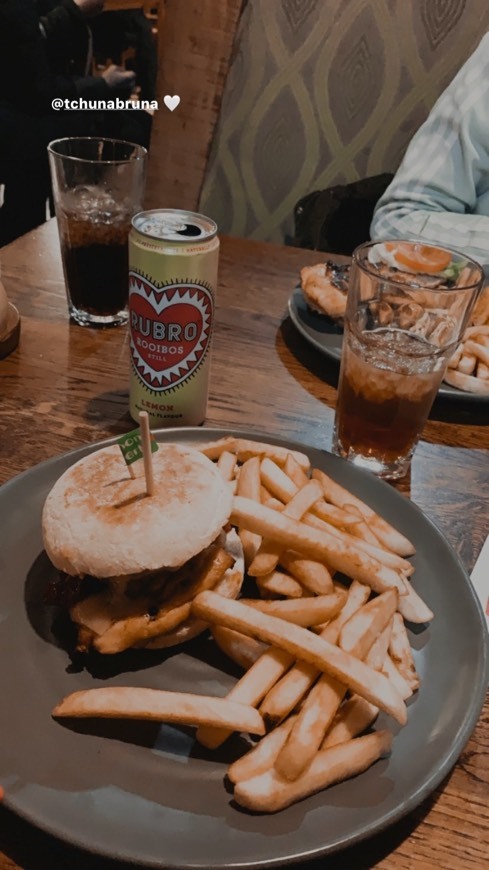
[128,209,219,426]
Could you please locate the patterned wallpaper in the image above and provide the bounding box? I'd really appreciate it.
[199,0,489,243]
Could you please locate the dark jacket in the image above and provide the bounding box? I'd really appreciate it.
[0,0,109,114]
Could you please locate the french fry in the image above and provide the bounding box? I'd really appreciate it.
[248,480,323,577]
[237,456,261,500]
[200,436,237,461]
[192,591,407,725]
[322,580,372,638]
[261,458,359,530]
[260,484,274,503]
[458,353,477,375]
[443,369,489,395]
[279,550,334,595]
[274,674,345,780]
[211,625,267,670]
[237,456,262,567]
[464,324,489,338]
[444,298,489,393]
[382,654,413,701]
[235,439,310,471]
[274,589,398,780]
[259,658,319,727]
[344,502,386,548]
[447,342,464,369]
[388,613,420,691]
[259,581,370,726]
[312,499,364,530]
[94,546,233,654]
[196,647,293,748]
[256,569,304,599]
[303,512,413,579]
[284,452,309,487]
[233,730,393,813]
[339,589,398,659]
[465,339,489,368]
[470,285,489,324]
[240,593,346,627]
[263,496,286,511]
[364,622,393,671]
[231,497,406,595]
[321,695,379,748]
[311,468,415,556]
[53,687,266,735]
[227,716,297,785]
[269,479,323,521]
[397,577,434,624]
[217,450,237,481]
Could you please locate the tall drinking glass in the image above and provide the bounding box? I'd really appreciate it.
[48,137,147,327]
[332,240,484,479]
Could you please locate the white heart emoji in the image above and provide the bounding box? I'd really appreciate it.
[163,95,180,111]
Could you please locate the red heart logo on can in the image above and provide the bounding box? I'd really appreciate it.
[129,274,213,391]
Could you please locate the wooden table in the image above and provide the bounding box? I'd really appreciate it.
[0,219,487,869]
[104,0,145,11]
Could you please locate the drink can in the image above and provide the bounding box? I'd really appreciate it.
[128,209,219,426]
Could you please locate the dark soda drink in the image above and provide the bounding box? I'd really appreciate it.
[60,216,130,318]
[56,185,135,327]
[48,139,147,327]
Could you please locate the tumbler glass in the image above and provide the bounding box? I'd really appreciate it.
[48,137,147,327]
[332,240,484,479]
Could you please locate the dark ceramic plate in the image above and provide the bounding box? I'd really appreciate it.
[288,286,489,403]
[0,427,487,869]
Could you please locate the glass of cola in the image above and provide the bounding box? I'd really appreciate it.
[48,138,147,327]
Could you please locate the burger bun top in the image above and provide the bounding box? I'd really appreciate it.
[42,443,233,578]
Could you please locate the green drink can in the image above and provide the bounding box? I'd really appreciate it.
[128,209,219,427]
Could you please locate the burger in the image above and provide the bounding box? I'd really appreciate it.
[42,442,243,654]
[300,261,350,322]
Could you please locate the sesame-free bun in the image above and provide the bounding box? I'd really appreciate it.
[42,443,233,578]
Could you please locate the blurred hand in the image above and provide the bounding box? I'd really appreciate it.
[102,64,136,92]
[73,0,105,17]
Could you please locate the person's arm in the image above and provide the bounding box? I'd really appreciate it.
[371,33,489,270]
[39,0,90,74]
[39,1,134,100]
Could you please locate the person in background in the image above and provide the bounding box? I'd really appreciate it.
[90,7,157,103]
[370,32,489,274]
[37,0,135,102]
[0,0,136,246]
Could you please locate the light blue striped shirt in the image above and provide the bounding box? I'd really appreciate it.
[371,33,489,272]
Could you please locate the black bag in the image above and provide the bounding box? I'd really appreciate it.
[291,173,394,256]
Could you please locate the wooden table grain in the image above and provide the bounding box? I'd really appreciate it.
[0,219,487,870]
[104,0,145,11]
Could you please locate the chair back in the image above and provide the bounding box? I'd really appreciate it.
[147,1,489,243]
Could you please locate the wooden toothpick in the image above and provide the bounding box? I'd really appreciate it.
[139,411,155,496]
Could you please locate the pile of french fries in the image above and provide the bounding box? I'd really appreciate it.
[53,436,434,814]
[444,285,489,394]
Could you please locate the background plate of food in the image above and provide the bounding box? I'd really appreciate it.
[289,256,489,403]
[0,428,487,869]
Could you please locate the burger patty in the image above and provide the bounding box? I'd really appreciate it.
[44,572,103,609]
[44,537,225,611]
[44,535,237,654]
